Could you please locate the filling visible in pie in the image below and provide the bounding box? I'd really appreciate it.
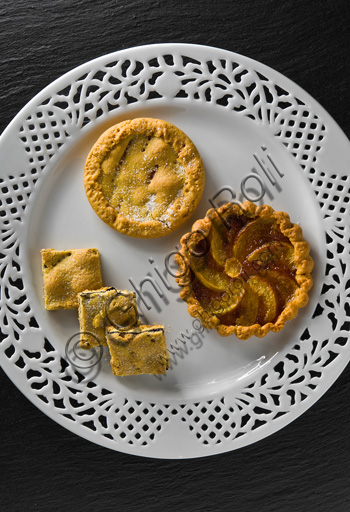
[78,287,139,348]
[185,208,299,327]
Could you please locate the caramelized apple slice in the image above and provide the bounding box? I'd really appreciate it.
[203,282,245,317]
[211,212,250,266]
[247,241,294,268]
[193,277,245,316]
[265,269,298,305]
[235,283,259,326]
[249,275,277,324]
[211,222,229,266]
[220,281,245,315]
[225,257,242,277]
[190,255,231,292]
[233,218,275,262]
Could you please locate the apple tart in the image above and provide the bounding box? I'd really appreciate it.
[175,201,314,339]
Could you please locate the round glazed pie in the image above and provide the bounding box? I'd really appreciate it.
[175,201,314,339]
[84,118,205,238]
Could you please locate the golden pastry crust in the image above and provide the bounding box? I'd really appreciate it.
[175,201,314,340]
[41,248,103,310]
[106,325,169,376]
[84,118,205,238]
[78,287,139,349]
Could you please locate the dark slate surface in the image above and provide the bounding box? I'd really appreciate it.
[1,1,349,511]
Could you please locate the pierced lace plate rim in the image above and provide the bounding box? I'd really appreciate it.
[0,43,349,459]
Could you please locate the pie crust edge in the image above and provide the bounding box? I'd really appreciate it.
[175,201,314,340]
[84,118,205,239]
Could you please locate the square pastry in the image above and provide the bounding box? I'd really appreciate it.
[41,248,103,310]
[78,287,139,349]
[106,325,169,376]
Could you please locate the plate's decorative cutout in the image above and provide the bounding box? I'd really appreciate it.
[0,45,349,458]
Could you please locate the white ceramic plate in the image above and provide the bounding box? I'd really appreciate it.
[0,44,349,459]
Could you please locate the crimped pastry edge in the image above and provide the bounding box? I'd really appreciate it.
[84,117,205,239]
[175,201,314,340]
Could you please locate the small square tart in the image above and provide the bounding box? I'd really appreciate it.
[106,325,169,376]
[78,287,139,349]
[41,248,103,310]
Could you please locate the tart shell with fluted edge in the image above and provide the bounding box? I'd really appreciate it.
[175,201,314,340]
